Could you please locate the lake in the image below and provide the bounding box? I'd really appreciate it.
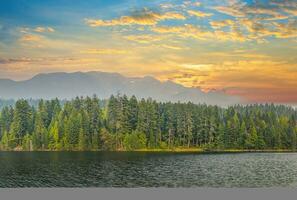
[1,152,297,187]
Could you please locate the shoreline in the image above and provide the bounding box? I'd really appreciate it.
[1,148,297,153]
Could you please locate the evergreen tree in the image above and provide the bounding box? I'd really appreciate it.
[245,126,258,149]
[0,96,296,151]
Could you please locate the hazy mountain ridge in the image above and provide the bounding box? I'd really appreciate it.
[0,71,243,106]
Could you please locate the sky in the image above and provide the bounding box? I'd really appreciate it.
[0,0,296,104]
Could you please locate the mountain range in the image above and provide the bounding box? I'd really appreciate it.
[0,71,243,106]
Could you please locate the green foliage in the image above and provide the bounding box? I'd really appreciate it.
[100,128,116,151]
[48,120,60,150]
[123,131,147,150]
[22,134,32,151]
[0,96,296,151]
[78,128,87,151]
[0,131,9,150]
[245,126,258,149]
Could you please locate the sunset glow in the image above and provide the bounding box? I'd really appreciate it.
[0,0,296,104]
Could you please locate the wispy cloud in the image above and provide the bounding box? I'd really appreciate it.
[159,44,185,50]
[20,26,55,33]
[80,48,129,55]
[34,27,55,33]
[1,0,297,103]
[19,34,42,42]
[152,24,247,42]
[210,19,235,29]
[187,10,213,18]
[124,34,168,43]
[86,8,186,27]
[213,0,293,21]
[271,0,297,16]
[181,63,214,70]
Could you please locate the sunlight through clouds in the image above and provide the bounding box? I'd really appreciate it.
[0,0,296,103]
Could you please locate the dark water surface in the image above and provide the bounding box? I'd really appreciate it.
[1,152,297,187]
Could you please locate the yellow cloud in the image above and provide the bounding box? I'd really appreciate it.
[271,0,297,16]
[80,48,129,55]
[273,20,297,38]
[152,25,210,40]
[214,4,246,17]
[214,28,246,42]
[187,10,213,18]
[152,26,185,33]
[239,18,297,39]
[181,63,214,70]
[34,27,55,33]
[152,24,247,42]
[86,9,186,27]
[19,34,42,42]
[124,34,168,43]
[210,20,235,29]
[159,59,297,103]
[213,1,289,20]
[159,44,185,50]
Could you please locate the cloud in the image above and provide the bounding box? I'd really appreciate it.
[160,3,175,9]
[239,18,297,39]
[209,8,296,41]
[0,57,33,64]
[34,27,55,33]
[86,8,186,27]
[123,34,186,50]
[181,63,214,70]
[183,1,202,7]
[80,48,129,55]
[19,34,42,42]
[273,19,297,38]
[210,19,235,29]
[84,1,295,43]
[163,59,297,103]
[214,26,246,42]
[271,0,297,16]
[159,44,185,50]
[213,1,246,17]
[187,10,213,18]
[213,0,289,20]
[193,2,202,7]
[124,34,168,43]
[152,24,247,42]
[20,26,55,34]
[152,25,212,40]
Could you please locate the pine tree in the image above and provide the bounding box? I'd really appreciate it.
[91,131,99,150]
[238,121,247,149]
[11,100,33,145]
[245,126,258,149]
[48,120,60,150]
[0,131,9,150]
[78,128,87,151]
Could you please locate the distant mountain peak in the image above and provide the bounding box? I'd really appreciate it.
[0,71,243,106]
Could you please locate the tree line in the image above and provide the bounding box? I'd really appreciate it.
[0,95,296,151]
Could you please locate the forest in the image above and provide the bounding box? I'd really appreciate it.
[0,95,296,151]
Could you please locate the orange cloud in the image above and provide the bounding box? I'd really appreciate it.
[164,60,297,103]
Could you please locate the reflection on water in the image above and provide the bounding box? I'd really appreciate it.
[1,152,297,187]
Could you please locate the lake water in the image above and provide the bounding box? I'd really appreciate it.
[1,152,297,187]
